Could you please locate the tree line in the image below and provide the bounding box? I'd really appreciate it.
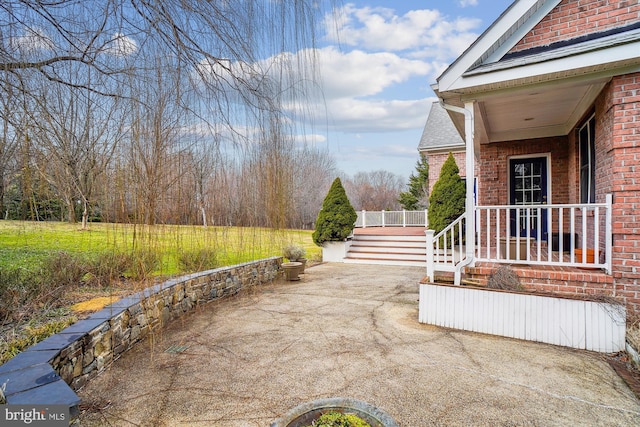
[0,0,324,229]
[0,1,423,229]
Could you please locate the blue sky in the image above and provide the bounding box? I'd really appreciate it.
[305,0,515,180]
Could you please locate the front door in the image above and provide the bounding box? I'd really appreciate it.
[509,157,548,238]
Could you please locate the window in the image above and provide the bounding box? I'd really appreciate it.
[579,115,596,204]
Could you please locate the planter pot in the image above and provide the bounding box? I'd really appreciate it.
[282,262,303,281]
[271,397,398,427]
[574,248,595,264]
[499,237,532,260]
[575,248,599,270]
[322,240,351,262]
[296,258,307,274]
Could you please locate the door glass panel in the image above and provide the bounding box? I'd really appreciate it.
[510,157,548,238]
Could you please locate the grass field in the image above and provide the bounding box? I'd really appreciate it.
[0,221,320,275]
[0,221,320,362]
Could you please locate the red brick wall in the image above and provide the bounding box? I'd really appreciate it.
[427,151,466,193]
[604,73,640,311]
[510,0,640,53]
[477,136,570,207]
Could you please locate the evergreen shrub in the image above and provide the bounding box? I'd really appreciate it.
[312,177,357,246]
[428,153,466,238]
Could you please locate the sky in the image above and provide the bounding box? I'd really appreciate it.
[308,0,515,180]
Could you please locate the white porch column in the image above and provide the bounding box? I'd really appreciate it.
[440,100,476,277]
[464,101,475,264]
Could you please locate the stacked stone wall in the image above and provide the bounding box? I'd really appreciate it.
[1,257,281,416]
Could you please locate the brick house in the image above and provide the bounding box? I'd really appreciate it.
[428,0,640,313]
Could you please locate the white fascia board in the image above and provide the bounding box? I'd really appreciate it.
[437,0,553,92]
[419,143,466,155]
[446,41,640,95]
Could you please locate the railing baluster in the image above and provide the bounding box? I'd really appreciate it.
[497,208,502,259]
[570,207,576,263]
[581,206,587,263]
[486,208,491,260]
[557,207,563,259]
[594,206,600,264]
[605,194,612,273]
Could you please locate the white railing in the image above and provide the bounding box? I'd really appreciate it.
[425,213,468,284]
[475,194,612,273]
[355,210,428,228]
[425,195,613,283]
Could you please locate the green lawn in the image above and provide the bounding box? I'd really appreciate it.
[0,221,320,276]
[0,221,320,363]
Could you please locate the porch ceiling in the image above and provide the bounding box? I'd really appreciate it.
[472,77,609,143]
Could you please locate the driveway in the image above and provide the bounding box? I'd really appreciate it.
[77,263,640,426]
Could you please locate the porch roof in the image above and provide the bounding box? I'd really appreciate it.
[432,0,640,144]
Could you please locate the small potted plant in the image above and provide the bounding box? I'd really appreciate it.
[283,245,307,276]
[271,397,398,427]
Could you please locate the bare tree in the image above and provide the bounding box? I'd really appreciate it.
[292,145,337,229]
[31,69,125,227]
[345,170,406,211]
[1,1,339,226]
[0,84,22,218]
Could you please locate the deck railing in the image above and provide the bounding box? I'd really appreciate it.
[355,210,428,228]
[475,194,612,273]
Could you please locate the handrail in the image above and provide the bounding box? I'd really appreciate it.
[426,213,467,285]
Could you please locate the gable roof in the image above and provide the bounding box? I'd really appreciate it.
[417,102,464,153]
[432,0,640,144]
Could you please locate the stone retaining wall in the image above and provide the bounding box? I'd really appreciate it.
[1,257,282,418]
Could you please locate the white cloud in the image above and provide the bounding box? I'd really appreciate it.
[277,45,435,133]
[103,33,138,57]
[192,4,478,143]
[459,0,479,7]
[324,3,481,60]
[315,46,431,99]
[10,27,55,54]
[321,97,435,133]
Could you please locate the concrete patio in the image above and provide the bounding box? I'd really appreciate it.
[76,263,640,426]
